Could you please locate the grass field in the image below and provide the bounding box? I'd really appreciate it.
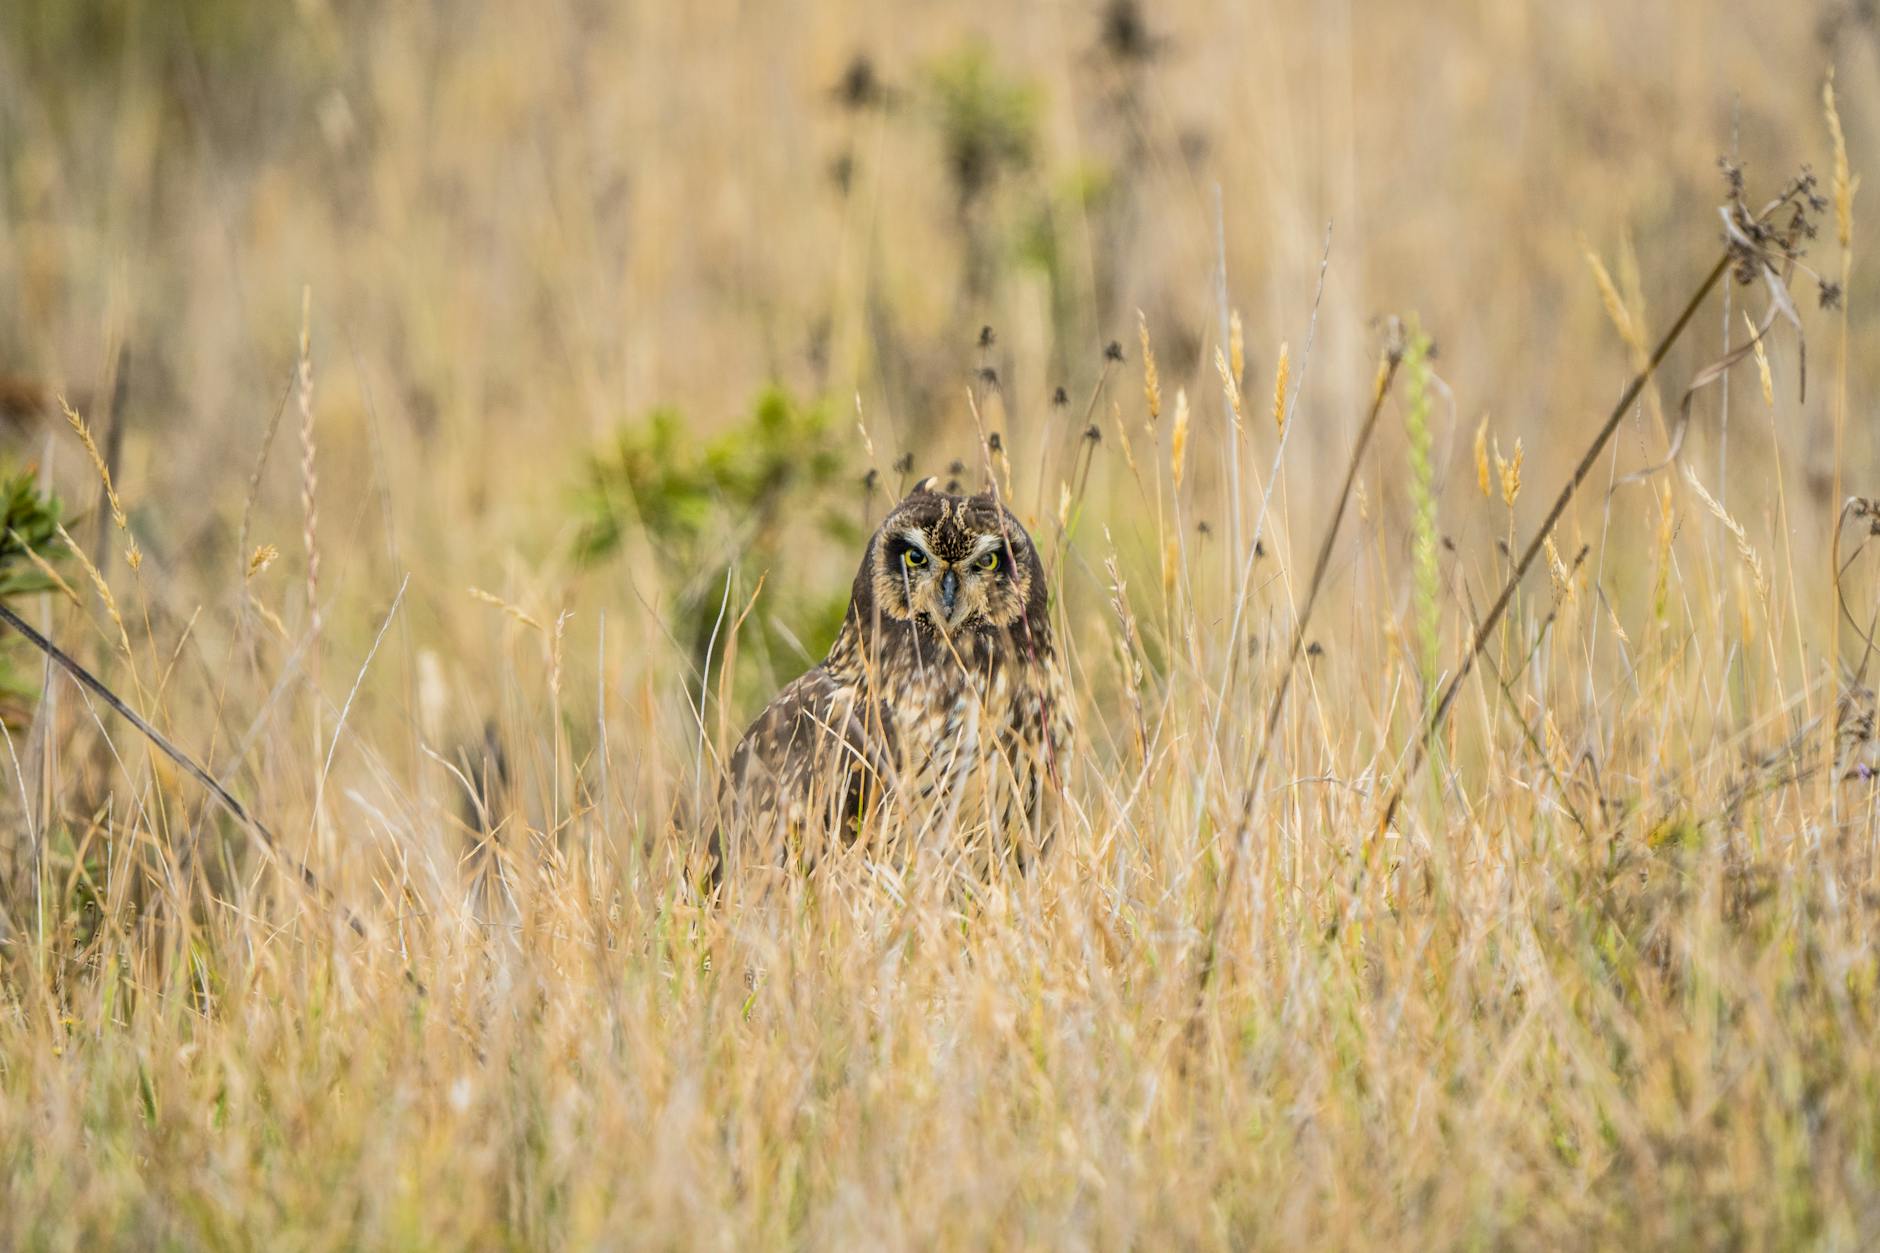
[5,1,1880,1246]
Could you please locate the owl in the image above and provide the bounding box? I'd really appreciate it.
[716,476,1071,879]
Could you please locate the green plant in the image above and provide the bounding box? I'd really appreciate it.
[0,465,66,725]
[575,386,857,700]
[923,42,1039,212]
[0,465,63,598]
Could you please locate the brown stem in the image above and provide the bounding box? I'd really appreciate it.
[0,599,368,939]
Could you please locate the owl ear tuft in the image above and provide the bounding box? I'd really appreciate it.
[905,475,944,499]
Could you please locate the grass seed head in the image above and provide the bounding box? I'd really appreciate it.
[1495,437,1523,506]
[1270,341,1290,432]
[1170,387,1190,492]
[1825,69,1858,252]
[1474,416,1491,496]
[1137,313,1160,421]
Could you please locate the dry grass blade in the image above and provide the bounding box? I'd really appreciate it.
[0,600,367,938]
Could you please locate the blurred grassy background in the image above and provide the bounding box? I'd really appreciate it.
[5,0,1880,1246]
[6,1,1874,625]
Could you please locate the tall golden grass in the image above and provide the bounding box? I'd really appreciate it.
[4,1,1880,1246]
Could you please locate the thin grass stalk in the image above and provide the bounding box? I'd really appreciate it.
[1189,346,1403,1011]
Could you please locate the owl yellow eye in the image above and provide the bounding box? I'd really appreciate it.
[902,547,928,568]
[976,550,1000,571]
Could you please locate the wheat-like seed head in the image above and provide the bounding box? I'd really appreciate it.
[1473,416,1491,496]
[1580,237,1642,359]
[1270,342,1289,433]
[1212,349,1241,433]
[1137,312,1160,421]
[10,527,80,606]
[470,586,545,633]
[57,521,133,662]
[1825,69,1858,252]
[1544,534,1574,604]
[1170,388,1190,493]
[60,397,142,571]
[1745,312,1774,406]
[1495,437,1523,506]
[1683,464,1768,608]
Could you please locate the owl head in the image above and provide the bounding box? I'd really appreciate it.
[853,476,1048,640]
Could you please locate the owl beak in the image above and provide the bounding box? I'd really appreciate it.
[938,568,960,618]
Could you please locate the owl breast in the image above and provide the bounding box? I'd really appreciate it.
[874,652,1059,868]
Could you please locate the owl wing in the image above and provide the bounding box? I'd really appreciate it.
[715,665,893,875]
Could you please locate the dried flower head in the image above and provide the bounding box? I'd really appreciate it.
[247,543,281,580]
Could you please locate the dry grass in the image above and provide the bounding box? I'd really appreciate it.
[4,1,1880,1247]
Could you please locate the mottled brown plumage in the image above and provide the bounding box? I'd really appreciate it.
[717,477,1070,877]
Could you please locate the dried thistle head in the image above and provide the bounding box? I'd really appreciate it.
[1720,163,1828,287]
